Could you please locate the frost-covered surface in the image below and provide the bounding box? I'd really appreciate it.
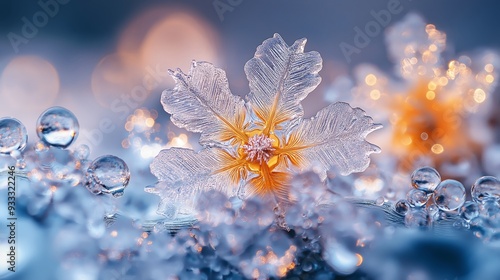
[149,34,381,217]
[4,161,500,279]
[1,110,500,279]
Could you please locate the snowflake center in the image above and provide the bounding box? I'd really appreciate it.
[242,134,275,164]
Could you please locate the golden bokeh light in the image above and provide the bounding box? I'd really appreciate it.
[389,81,475,169]
[431,143,444,154]
[426,90,435,100]
[350,17,498,172]
[485,64,494,73]
[370,89,381,100]
[473,88,486,103]
[92,7,220,108]
[139,11,219,74]
[365,74,377,86]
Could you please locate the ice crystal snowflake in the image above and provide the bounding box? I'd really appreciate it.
[148,34,381,217]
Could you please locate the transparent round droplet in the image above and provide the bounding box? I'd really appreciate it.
[36,106,79,148]
[302,259,313,272]
[75,144,90,160]
[426,204,440,221]
[395,199,410,215]
[459,201,479,222]
[375,196,385,206]
[86,155,130,197]
[433,179,466,211]
[405,209,430,228]
[406,189,430,207]
[9,149,22,160]
[471,176,500,203]
[479,199,500,219]
[411,166,441,192]
[0,117,27,154]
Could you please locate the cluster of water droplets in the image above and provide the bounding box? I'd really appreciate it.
[392,166,500,241]
[0,107,130,218]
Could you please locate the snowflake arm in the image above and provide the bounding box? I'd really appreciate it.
[279,102,382,178]
[148,147,245,216]
[245,33,322,133]
[162,61,248,146]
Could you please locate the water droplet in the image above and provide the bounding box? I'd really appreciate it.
[0,117,27,154]
[433,179,466,211]
[411,166,441,192]
[10,149,22,160]
[86,155,130,197]
[36,106,79,148]
[460,201,479,222]
[375,197,385,206]
[471,176,500,203]
[406,189,430,207]
[302,259,313,272]
[479,199,500,219]
[395,200,410,214]
[405,209,430,228]
[426,204,439,219]
[75,144,90,160]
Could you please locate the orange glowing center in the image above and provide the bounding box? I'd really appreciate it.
[242,134,275,163]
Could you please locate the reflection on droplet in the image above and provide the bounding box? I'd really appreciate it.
[0,56,59,110]
[433,179,466,211]
[406,189,430,207]
[85,155,130,197]
[411,166,441,192]
[471,176,500,203]
[0,118,27,154]
[395,199,410,214]
[36,106,79,149]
